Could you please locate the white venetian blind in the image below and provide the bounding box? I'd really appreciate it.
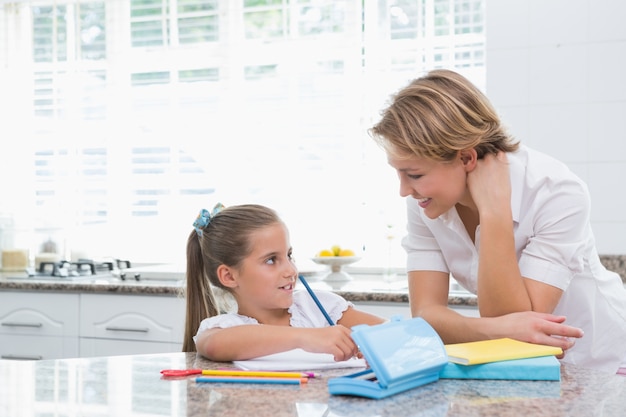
[0,0,485,268]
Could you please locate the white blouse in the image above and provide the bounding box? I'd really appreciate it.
[193,290,353,343]
[402,145,626,373]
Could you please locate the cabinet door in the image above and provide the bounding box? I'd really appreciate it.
[80,294,185,344]
[0,292,79,337]
[353,302,411,319]
[0,334,79,360]
[354,301,479,318]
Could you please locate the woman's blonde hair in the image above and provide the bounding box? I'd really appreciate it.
[182,204,283,352]
[370,69,519,161]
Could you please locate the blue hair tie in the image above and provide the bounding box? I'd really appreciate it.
[193,203,225,237]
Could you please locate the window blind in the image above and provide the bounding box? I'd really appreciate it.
[0,0,485,268]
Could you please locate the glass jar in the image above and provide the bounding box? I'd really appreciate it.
[0,216,32,271]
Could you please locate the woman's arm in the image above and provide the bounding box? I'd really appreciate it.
[467,152,534,316]
[408,270,487,343]
[408,270,583,350]
[195,324,359,362]
[468,152,586,316]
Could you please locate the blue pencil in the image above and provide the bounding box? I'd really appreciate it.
[299,274,335,326]
[196,376,303,385]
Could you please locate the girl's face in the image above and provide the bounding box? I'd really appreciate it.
[231,222,298,321]
[387,151,471,219]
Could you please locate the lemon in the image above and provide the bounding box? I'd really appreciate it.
[339,248,355,257]
[331,245,341,256]
[317,249,334,257]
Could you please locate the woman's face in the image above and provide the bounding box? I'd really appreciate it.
[387,151,470,219]
[231,222,298,319]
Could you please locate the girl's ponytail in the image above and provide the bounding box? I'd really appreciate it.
[182,229,218,352]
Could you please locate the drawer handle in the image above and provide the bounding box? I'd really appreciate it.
[105,326,149,333]
[1,322,43,328]
[1,354,43,360]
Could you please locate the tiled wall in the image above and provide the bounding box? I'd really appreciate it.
[486,0,626,254]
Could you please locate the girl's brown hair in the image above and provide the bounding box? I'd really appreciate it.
[370,69,519,161]
[182,204,283,352]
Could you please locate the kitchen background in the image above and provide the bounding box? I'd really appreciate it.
[0,0,624,275]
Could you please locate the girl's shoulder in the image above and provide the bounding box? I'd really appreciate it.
[199,312,259,330]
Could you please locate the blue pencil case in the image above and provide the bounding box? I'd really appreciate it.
[328,317,448,399]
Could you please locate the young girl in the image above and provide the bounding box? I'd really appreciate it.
[182,203,385,362]
[370,69,626,374]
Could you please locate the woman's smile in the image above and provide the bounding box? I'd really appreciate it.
[417,197,432,208]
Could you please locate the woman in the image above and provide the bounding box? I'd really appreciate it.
[370,69,626,374]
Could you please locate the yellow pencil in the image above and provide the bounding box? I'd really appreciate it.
[201,370,311,378]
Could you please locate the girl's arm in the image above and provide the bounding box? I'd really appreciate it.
[195,324,359,362]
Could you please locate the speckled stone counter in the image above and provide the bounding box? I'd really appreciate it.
[0,276,185,296]
[0,351,623,417]
[0,271,477,306]
[2,254,625,308]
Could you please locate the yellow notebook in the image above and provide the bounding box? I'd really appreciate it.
[445,338,563,365]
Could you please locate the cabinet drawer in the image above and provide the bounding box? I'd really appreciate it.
[0,292,79,337]
[80,338,181,358]
[0,334,79,360]
[80,294,185,343]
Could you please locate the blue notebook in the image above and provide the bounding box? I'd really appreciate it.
[328,317,448,399]
[439,355,561,381]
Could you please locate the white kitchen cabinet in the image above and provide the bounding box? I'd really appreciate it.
[353,301,411,319]
[354,301,479,319]
[0,334,78,360]
[0,291,185,360]
[79,293,185,357]
[0,292,80,360]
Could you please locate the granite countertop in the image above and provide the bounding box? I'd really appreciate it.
[2,255,625,308]
[1,351,624,417]
[0,271,477,307]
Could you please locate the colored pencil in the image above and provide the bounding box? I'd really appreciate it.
[202,370,310,378]
[216,368,321,378]
[196,376,306,385]
[299,274,335,326]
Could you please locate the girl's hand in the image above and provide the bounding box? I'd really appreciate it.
[467,151,512,215]
[299,325,359,362]
[491,311,584,357]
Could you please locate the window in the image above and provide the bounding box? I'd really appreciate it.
[0,0,485,270]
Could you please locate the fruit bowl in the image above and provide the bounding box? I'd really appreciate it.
[311,256,361,282]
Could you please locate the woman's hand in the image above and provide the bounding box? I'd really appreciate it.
[490,311,584,358]
[299,325,359,362]
[467,151,511,215]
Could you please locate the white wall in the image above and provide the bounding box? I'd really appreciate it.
[486,0,626,254]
